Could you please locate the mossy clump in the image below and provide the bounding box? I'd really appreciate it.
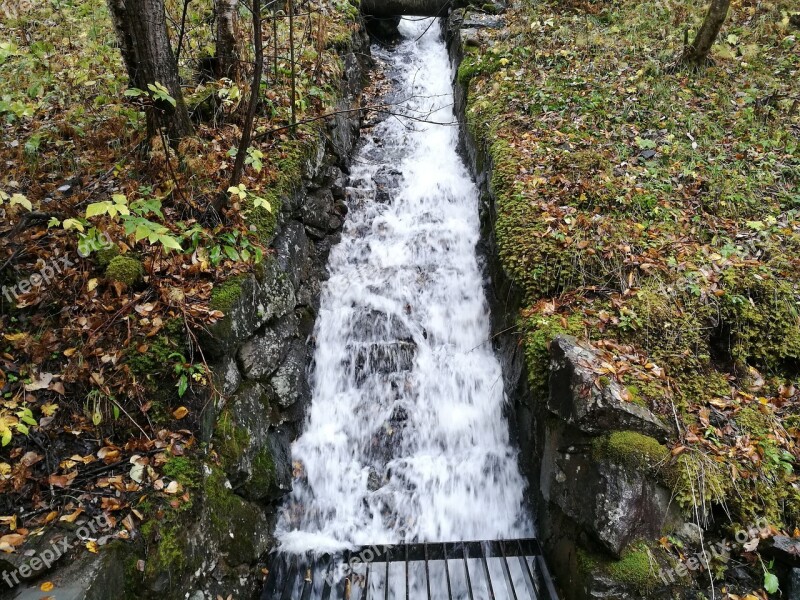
[664,451,731,513]
[203,464,266,564]
[245,445,275,496]
[105,255,144,287]
[605,545,659,594]
[125,318,186,377]
[714,266,800,373]
[163,456,201,490]
[209,274,246,313]
[522,312,585,398]
[735,405,773,437]
[592,431,669,472]
[93,245,120,268]
[215,408,250,471]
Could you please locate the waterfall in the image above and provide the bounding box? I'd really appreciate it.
[275,17,532,555]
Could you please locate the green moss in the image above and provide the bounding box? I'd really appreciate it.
[246,446,275,495]
[522,312,585,398]
[715,266,800,373]
[246,193,282,243]
[209,274,246,313]
[215,408,250,471]
[105,255,144,287]
[163,456,201,489]
[125,318,185,377]
[735,406,772,437]
[94,245,120,268]
[145,521,186,578]
[664,451,731,513]
[203,463,266,564]
[592,431,669,472]
[625,385,648,408]
[605,545,658,593]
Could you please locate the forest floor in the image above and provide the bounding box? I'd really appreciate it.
[0,0,357,575]
[458,0,799,596]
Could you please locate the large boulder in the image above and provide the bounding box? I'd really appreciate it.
[548,335,671,440]
[203,260,296,359]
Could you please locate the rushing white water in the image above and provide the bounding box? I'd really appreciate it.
[275,18,532,555]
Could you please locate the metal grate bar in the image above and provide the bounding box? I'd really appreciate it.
[261,538,558,600]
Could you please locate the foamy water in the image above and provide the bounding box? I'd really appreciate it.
[275,17,532,557]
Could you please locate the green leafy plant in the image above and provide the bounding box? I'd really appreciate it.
[124,82,176,108]
[0,190,32,210]
[183,225,263,266]
[760,556,779,594]
[0,407,37,446]
[85,193,182,251]
[168,353,207,398]
[227,184,272,212]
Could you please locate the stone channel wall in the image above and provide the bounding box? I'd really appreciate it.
[445,11,689,600]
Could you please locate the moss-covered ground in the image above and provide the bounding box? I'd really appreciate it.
[459,0,799,594]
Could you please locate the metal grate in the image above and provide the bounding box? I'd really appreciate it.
[261,539,559,600]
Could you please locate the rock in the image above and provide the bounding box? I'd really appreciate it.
[349,341,417,386]
[373,166,402,204]
[266,429,294,499]
[300,189,341,233]
[548,335,670,440]
[676,522,704,546]
[789,568,800,600]
[11,542,130,600]
[272,220,310,291]
[214,357,241,397]
[539,430,674,557]
[270,339,310,409]
[203,260,296,359]
[764,535,800,567]
[364,15,402,43]
[351,309,413,342]
[237,313,298,381]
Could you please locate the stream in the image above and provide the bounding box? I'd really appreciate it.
[274,16,532,588]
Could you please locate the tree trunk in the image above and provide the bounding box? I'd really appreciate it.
[215,0,240,79]
[681,0,731,66]
[360,0,450,17]
[107,0,193,140]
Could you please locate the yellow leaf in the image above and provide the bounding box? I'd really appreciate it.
[63,347,77,357]
[59,508,83,523]
[86,540,99,554]
[87,278,99,292]
[40,582,54,592]
[172,406,189,420]
[41,403,59,417]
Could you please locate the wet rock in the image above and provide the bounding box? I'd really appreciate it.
[237,314,298,381]
[540,430,674,557]
[367,468,383,491]
[764,535,800,567]
[349,341,417,386]
[267,429,294,499]
[789,568,800,600]
[351,309,413,342]
[373,166,402,204]
[270,339,310,409]
[300,190,339,232]
[10,542,131,600]
[203,260,296,359]
[272,220,311,291]
[548,335,671,440]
